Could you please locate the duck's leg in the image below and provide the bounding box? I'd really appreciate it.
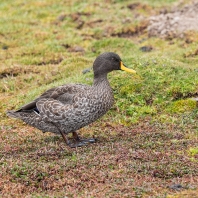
[53,123,86,148]
[59,130,70,145]
[59,130,88,148]
[72,132,80,141]
[72,131,96,144]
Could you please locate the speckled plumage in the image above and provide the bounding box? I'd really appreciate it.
[8,81,113,134]
[7,52,136,147]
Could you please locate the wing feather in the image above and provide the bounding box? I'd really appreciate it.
[36,98,69,122]
[20,83,90,110]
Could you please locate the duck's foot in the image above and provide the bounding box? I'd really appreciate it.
[68,138,96,148]
[54,125,89,147]
[71,132,97,146]
[59,131,89,148]
[59,130,96,148]
[68,141,88,148]
[80,138,96,143]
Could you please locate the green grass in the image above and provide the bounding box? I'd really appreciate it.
[0,0,198,197]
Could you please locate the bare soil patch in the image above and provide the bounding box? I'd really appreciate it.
[148,1,198,38]
[0,67,39,79]
[111,21,149,38]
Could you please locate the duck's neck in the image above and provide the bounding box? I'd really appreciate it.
[93,73,109,86]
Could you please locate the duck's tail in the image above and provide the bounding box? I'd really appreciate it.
[7,110,22,119]
[6,109,59,134]
[6,109,34,119]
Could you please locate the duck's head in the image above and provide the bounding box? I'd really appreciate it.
[93,52,136,78]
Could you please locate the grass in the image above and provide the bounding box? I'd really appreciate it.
[0,0,198,197]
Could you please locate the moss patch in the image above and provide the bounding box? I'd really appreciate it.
[166,99,197,113]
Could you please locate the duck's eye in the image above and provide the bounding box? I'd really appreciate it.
[111,57,119,62]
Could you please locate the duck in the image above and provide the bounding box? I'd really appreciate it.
[7,52,136,148]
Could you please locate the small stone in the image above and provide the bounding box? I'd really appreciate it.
[191,98,198,101]
[169,184,184,191]
[82,68,91,74]
[190,98,198,107]
[139,46,153,52]
[57,14,67,21]
[2,45,8,50]
[68,46,85,53]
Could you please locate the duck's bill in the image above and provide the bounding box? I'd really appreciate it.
[120,62,136,74]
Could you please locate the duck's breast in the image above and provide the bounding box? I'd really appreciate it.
[69,86,114,125]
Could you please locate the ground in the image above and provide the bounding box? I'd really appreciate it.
[148,1,198,38]
[0,0,198,197]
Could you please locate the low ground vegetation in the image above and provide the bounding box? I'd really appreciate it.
[0,0,197,197]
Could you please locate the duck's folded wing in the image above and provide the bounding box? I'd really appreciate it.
[20,87,57,110]
[36,98,73,122]
[20,84,89,110]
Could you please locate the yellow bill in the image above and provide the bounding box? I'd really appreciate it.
[120,62,136,74]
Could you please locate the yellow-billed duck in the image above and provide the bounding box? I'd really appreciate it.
[7,52,136,148]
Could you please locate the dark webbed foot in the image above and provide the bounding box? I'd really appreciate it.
[57,129,97,148]
[80,138,96,143]
[72,132,97,146]
[68,141,88,148]
[68,138,96,148]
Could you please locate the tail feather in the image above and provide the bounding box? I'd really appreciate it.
[7,110,60,134]
[7,110,21,119]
